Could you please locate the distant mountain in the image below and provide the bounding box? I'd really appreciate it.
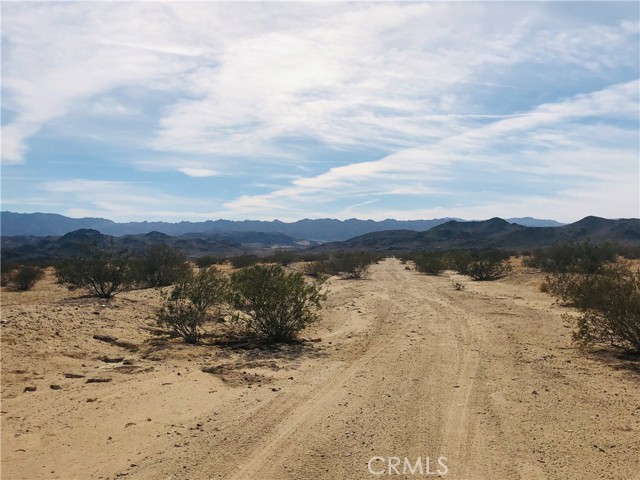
[312,216,640,253]
[0,227,321,263]
[1,211,563,241]
[506,217,564,227]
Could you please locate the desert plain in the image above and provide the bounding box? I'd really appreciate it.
[1,258,639,479]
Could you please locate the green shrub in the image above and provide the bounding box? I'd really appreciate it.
[156,267,229,344]
[302,260,330,279]
[7,264,45,291]
[229,265,326,343]
[1,262,17,287]
[328,252,377,279]
[466,258,512,281]
[266,249,297,266]
[524,242,617,274]
[230,254,261,269]
[195,255,225,268]
[55,242,133,299]
[133,244,191,288]
[546,263,640,353]
[413,252,445,276]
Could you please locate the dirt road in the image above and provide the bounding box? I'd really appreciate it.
[2,259,639,479]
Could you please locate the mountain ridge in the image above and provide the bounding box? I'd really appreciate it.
[1,211,564,241]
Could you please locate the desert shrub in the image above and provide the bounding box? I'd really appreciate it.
[1,262,17,287]
[328,252,377,279]
[230,254,261,269]
[446,250,477,275]
[466,257,512,281]
[229,265,326,343]
[195,255,225,268]
[453,281,465,291]
[524,242,617,274]
[266,249,297,266]
[413,252,445,276]
[6,264,45,291]
[302,260,330,279]
[133,244,191,288]
[447,250,511,280]
[156,267,229,344]
[546,264,640,353]
[55,241,134,299]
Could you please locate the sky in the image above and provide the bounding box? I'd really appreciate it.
[1,1,639,223]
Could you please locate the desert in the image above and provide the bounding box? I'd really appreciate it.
[2,257,638,479]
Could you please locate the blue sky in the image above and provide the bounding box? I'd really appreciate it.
[1,1,638,222]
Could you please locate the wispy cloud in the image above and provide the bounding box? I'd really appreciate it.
[1,2,638,221]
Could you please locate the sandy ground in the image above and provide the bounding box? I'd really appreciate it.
[1,259,639,480]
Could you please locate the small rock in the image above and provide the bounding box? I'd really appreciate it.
[99,356,124,364]
[532,390,538,395]
[86,378,112,384]
[64,373,85,379]
[23,386,37,393]
[122,359,134,366]
[50,385,62,390]
[86,398,97,402]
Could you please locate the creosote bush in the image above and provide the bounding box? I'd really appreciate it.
[524,242,617,274]
[229,265,326,343]
[413,253,445,276]
[55,242,133,299]
[545,263,640,353]
[133,244,191,288]
[230,254,261,269]
[6,264,45,291]
[156,267,229,344]
[327,252,379,279]
[446,249,511,281]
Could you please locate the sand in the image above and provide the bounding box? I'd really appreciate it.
[1,259,639,479]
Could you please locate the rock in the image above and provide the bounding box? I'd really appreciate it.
[50,385,62,390]
[99,356,124,363]
[86,398,97,402]
[64,373,86,379]
[86,378,112,383]
[122,359,134,366]
[93,334,117,343]
[23,386,37,393]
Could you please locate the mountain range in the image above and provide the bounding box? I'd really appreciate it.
[1,214,638,264]
[312,216,640,253]
[0,211,564,241]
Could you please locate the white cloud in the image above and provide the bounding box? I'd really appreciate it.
[178,167,218,178]
[2,2,638,222]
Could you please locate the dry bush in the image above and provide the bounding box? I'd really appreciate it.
[156,267,229,344]
[546,263,640,353]
[55,241,133,299]
[6,264,45,291]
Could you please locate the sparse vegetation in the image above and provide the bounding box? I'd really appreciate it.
[327,252,379,279]
[453,281,465,291]
[524,242,617,274]
[544,263,640,353]
[229,265,326,343]
[5,264,45,291]
[195,255,226,268]
[412,252,445,276]
[55,242,134,299]
[447,250,511,281]
[133,244,191,288]
[230,254,261,269]
[156,267,229,344]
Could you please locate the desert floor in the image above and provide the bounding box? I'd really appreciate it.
[1,258,639,480]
